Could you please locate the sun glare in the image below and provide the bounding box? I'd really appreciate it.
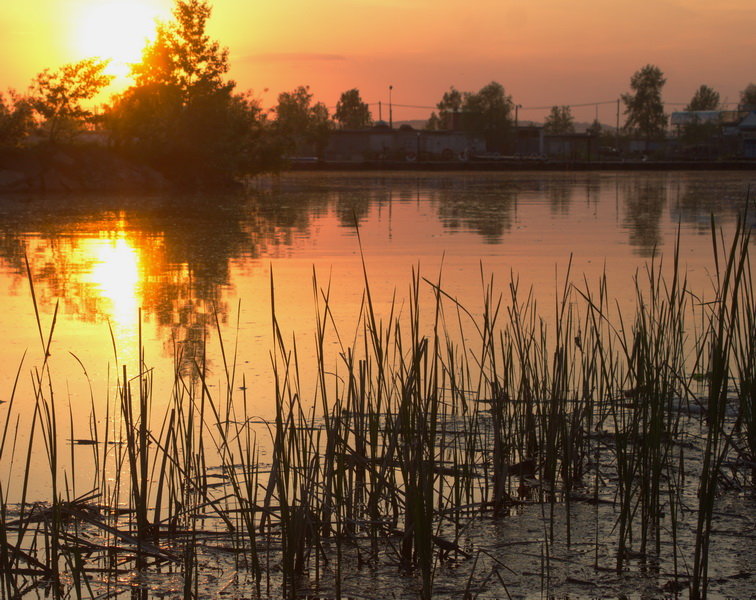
[74,1,167,82]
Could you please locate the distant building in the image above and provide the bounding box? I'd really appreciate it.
[671,110,756,159]
[738,112,756,158]
[670,111,721,127]
[514,126,544,156]
[543,132,597,160]
[323,123,485,162]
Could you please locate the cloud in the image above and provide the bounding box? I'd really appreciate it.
[242,52,347,63]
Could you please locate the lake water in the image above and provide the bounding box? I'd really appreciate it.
[2,171,753,396]
[0,170,752,490]
[1,170,755,599]
[1,171,753,407]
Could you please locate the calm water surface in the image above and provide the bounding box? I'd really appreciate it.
[0,170,754,497]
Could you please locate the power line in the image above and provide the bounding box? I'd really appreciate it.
[324,99,742,115]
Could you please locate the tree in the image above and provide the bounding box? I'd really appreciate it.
[131,0,231,96]
[682,85,721,149]
[686,85,720,111]
[335,89,371,129]
[107,0,277,185]
[426,87,463,129]
[622,64,667,141]
[0,90,34,147]
[740,84,756,111]
[426,82,513,150]
[587,119,602,137]
[273,86,332,156]
[462,82,514,151]
[544,105,575,134]
[31,58,113,142]
[424,112,442,130]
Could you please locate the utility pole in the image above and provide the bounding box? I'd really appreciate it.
[389,85,393,129]
[514,104,521,155]
[616,98,621,150]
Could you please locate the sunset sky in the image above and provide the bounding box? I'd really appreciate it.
[1,0,754,124]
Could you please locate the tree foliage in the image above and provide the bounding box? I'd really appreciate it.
[426,82,513,151]
[587,119,602,137]
[686,85,720,111]
[622,64,667,140]
[30,58,113,142]
[335,88,371,129]
[107,0,277,186]
[544,105,575,134]
[740,83,756,111]
[463,82,513,151]
[131,0,231,97]
[426,87,463,129]
[0,90,34,147]
[273,86,332,156]
[681,85,721,147]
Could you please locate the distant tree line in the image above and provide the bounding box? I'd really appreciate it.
[1,0,755,187]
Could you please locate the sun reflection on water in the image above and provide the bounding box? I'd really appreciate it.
[84,234,142,364]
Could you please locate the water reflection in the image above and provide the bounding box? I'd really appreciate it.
[84,234,141,362]
[622,178,667,256]
[670,176,756,234]
[0,173,751,370]
[0,196,258,372]
[430,177,517,243]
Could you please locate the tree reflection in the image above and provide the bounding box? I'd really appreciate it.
[0,195,266,374]
[670,177,750,233]
[431,178,517,244]
[622,178,667,256]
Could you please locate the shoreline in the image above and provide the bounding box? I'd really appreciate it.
[291,158,756,172]
[3,151,755,195]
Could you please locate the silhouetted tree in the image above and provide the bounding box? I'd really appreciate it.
[622,64,667,141]
[131,0,231,96]
[335,88,371,129]
[426,87,463,130]
[273,86,332,156]
[424,113,442,130]
[587,119,602,136]
[681,85,721,149]
[30,58,112,142]
[544,105,575,134]
[686,85,720,111]
[462,82,514,152]
[107,0,278,185]
[740,84,756,111]
[0,90,34,147]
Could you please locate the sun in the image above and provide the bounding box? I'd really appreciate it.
[73,1,168,81]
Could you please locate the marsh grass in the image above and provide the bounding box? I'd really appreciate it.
[0,217,754,599]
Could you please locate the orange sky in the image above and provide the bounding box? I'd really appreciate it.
[2,0,754,124]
